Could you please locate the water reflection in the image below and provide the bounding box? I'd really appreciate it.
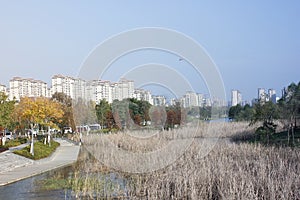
[0,147,128,200]
[0,171,72,200]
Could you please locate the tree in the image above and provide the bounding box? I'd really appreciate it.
[165,102,182,128]
[0,92,15,131]
[240,104,255,121]
[228,104,242,120]
[95,99,112,129]
[199,106,211,120]
[250,101,279,143]
[228,104,254,121]
[73,98,97,127]
[279,82,300,128]
[14,97,64,131]
[51,92,75,132]
[166,109,177,128]
[149,106,167,129]
[278,82,300,145]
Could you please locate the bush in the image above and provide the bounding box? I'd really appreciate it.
[14,140,60,160]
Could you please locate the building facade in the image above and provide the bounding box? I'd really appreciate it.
[268,89,276,104]
[51,75,75,99]
[231,90,242,106]
[9,77,49,101]
[152,95,166,106]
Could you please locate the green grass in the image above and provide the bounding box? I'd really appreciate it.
[1,138,28,148]
[14,140,60,160]
[38,178,71,190]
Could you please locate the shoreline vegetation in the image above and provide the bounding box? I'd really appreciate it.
[39,122,299,199]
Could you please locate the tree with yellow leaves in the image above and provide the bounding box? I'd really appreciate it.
[13,97,64,155]
[14,97,64,131]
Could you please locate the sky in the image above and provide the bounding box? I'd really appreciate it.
[0,1,299,102]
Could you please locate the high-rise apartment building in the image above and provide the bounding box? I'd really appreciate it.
[268,89,276,104]
[118,78,134,100]
[197,93,204,107]
[185,91,199,107]
[73,78,86,101]
[86,80,112,104]
[180,91,205,108]
[231,90,242,106]
[152,95,166,106]
[9,77,49,101]
[258,88,267,102]
[134,89,153,104]
[51,75,75,99]
[257,88,276,104]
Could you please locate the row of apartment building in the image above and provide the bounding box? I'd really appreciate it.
[230,88,278,107]
[1,75,224,108]
[3,75,152,104]
[257,88,277,104]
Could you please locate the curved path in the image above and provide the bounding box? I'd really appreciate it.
[0,138,80,186]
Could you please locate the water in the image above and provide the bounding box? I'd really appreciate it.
[0,169,73,200]
[0,148,128,200]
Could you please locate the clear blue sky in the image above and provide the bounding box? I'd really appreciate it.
[0,1,299,102]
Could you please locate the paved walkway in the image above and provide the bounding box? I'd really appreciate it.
[0,138,80,186]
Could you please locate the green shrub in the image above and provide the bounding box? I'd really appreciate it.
[14,140,60,160]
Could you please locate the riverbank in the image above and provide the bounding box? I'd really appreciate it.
[0,138,80,186]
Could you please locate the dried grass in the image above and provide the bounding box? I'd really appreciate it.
[78,122,300,199]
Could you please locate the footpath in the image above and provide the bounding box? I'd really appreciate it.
[0,138,80,186]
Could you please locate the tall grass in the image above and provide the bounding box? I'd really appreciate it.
[76,122,300,199]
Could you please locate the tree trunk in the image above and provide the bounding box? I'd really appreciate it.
[287,128,290,146]
[292,126,295,146]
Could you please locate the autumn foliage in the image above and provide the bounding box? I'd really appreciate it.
[13,97,64,130]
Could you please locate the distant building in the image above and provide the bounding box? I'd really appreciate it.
[184,91,198,107]
[268,89,276,104]
[212,97,227,107]
[231,90,242,106]
[51,75,75,98]
[180,91,205,108]
[118,78,134,100]
[86,80,112,104]
[203,96,212,107]
[258,88,267,103]
[133,88,153,104]
[152,95,166,106]
[169,98,180,106]
[197,93,204,107]
[9,77,49,101]
[73,78,87,101]
[0,84,7,94]
[257,88,276,104]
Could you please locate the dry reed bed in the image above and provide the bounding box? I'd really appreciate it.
[79,122,300,199]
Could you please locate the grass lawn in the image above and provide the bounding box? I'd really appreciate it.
[0,138,28,153]
[1,138,28,148]
[14,140,60,160]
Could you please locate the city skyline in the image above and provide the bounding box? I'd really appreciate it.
[1,73,284,108]
[0,1,299,102]
[2,74,225,107]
